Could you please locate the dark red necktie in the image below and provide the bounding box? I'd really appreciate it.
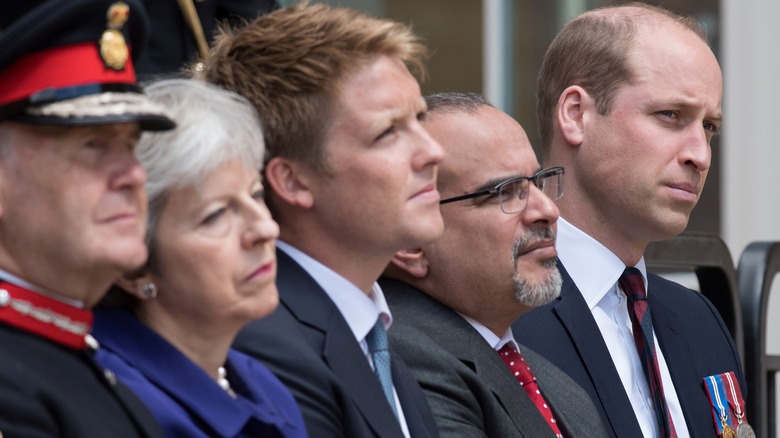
[498,344,563,437]
[619,267,677,438]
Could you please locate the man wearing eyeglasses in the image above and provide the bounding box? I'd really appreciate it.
[381,92,607,437]
[513,4,747,438]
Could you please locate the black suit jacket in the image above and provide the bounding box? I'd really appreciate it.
[381,278,608,438]
[234,249,439,438]
[513,262,746,437]
[0,324,163,438]
[137,0,278,78]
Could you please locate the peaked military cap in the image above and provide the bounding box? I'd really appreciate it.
[0,0,175,130]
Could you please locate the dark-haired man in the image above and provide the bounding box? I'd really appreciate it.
[382,92,607,437]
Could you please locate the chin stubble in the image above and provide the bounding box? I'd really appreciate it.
[512,227,562,307]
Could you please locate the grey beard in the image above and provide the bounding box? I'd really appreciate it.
[512,227,562,307]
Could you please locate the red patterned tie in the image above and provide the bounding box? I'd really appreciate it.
[619,267,677,438]
[498,344,563,437]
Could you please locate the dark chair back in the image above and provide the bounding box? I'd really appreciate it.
[645,232,744,362]
[738,241,780,438]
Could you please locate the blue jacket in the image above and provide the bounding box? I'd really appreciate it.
[93,309,308,438]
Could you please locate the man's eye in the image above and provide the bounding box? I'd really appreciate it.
[703,121,720,135]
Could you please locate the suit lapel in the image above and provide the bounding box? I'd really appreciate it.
[553,265,643,437]
[321,321,404,437]
[386,280,552,437]
[276,251,404,437]
[390,356,438,437]
[647,280,701,436]
[520,344,606,437]
[470,345,554,437]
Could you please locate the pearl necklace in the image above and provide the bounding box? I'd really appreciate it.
[217,366,237,399]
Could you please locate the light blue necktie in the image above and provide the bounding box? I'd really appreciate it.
[365,318,398,418]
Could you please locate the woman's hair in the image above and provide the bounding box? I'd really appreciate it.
[137,78,266,262]
[100,78,266,308]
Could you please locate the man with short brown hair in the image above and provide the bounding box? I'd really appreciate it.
[202,4,443,437]
[514,3,747,437]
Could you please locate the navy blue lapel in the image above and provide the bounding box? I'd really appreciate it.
[647,277,706,436]
[553,264,643,437]
[276,250,405,437]
[390,356,439,437]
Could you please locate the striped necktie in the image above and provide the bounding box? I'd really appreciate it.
[619,267,677,438]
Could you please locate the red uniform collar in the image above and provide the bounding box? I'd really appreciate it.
[0,281,92,349]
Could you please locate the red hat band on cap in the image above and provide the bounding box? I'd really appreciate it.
[0,43,138,109]
[0,0,175,131]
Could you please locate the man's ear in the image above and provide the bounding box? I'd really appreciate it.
[389,248,429,279]
[116,273,157,301]
[264,157,314,209]
[556,85,593,147]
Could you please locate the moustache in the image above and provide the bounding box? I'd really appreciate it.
[513,227,556,261]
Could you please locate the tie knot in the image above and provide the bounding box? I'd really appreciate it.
[497,343,518,357]
[366,318,389,354]
[619,267,647,302]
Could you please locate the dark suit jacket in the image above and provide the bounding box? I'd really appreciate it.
[137,0,278,78]
[513,262,746,437]
[0,324,163,438]
[233,249,439,438]
[381,278,608,438]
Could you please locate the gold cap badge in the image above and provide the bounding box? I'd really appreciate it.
[99,1,130,70]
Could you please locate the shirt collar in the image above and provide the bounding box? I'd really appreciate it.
[276,240,392,343]
[460,313,519,351]
[557,218,648,308]
[0,268,84,308]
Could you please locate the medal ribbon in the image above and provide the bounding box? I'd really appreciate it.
[704,375,734,434]
[723,372,748,425]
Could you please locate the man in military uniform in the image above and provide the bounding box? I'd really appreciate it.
[0,0,174,436]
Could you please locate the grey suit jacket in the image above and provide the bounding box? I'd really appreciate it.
[381,277,608,438]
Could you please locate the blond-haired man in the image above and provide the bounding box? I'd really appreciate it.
[202,4,443,437]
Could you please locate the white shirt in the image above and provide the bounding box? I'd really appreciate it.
[556,218,690,438]
[276,241,410,437]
